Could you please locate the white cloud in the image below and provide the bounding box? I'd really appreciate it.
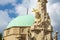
[28,0,37,15]
[15,4,27,16]
[47,2,60,27]
[47,2,60,36]
[0,10,11,33]
[0,0,16,5]
[15,0,37,16]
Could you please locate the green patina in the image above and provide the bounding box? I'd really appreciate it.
[7,15,35,28]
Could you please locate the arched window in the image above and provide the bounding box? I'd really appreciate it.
[22,28,24,32]
[7,30,10,35]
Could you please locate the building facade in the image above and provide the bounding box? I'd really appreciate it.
[3,0,58,40]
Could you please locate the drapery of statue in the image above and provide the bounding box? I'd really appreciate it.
[31,0,58,40]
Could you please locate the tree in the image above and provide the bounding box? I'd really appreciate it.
[0,33,2,40]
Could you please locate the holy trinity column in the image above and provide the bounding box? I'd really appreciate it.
[31,0,54,40]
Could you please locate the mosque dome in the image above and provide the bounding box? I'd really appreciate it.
[7,15,35,28]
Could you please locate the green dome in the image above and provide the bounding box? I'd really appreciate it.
[7,15,35,28]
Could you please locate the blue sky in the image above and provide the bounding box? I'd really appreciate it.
[0,0,60,40]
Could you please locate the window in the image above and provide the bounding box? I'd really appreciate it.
[21,28,24,33]
[7,30,10,35]
[22,28,24,32]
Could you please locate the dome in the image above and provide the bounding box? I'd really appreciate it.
[7,15,35,28]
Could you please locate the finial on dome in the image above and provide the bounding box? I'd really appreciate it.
[27,8,28,15]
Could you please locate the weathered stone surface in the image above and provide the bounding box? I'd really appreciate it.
[3,0,58,40]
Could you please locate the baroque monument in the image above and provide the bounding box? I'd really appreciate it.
[3,0,58,40]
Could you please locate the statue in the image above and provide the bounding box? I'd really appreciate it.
[54,32,58,40]
[32,8,41,19]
